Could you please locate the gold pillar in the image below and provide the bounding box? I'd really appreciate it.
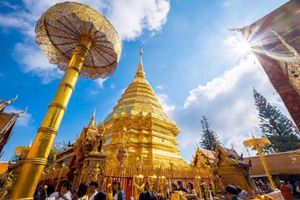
[56,163,66,190]
[11,37,91,199]
[254,144,276,190]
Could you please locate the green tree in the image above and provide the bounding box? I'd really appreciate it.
[200,116,220,151]
[253,88,300,152]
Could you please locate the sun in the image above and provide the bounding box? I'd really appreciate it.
[234,39,251,56]
[226,34,252,58]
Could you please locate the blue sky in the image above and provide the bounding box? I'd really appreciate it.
[0,0,289,161]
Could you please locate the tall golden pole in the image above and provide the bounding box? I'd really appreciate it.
[10,2,121,199]
[56,163,66,191]
[254,143,276,190]
[243,135,276,190]
[11,38,91,199]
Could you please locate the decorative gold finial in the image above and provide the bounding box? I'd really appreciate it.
[231,144,234,150]
[16,107,28,117]
[88,109,97,127]
[6,95,18,105]
[139,48,143,62]
[136,48,145,78]
[93,109,96,121]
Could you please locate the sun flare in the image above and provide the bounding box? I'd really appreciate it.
[226,35,252,58]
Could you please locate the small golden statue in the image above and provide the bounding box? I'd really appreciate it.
[148,175,158,192]
[215,174,224,192]
[210,173,216,194]
[107,178,113,200]
[194,176,203,200]
[203,180,210,200]
[133,174,145,200]
[158,176,169,198]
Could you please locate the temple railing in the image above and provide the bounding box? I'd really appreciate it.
[104,163,198,178]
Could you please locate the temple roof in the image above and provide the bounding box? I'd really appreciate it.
[240,0,300,129]
[0,96,17,112]
[192,145,250,169]
[0,97,21,156]
[105,49,171,122]
[244,150,300,176]
[0,113,18,135]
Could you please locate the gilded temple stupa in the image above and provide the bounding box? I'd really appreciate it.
[102,49,188,174]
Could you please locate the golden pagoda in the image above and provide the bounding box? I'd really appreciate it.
[102,49,188,174]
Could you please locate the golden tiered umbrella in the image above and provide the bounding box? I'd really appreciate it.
[11,2,121,199]
[243,135,276,190]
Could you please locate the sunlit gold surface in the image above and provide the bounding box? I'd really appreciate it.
[70,113,107,189]
[11,2,121,199]
[36,2,121,79]
[11,38,92,200]
[133,174,145,200]
[102,50,188,175]
[192,145,252,193]
[243,136,276,190]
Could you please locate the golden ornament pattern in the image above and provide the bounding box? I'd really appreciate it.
[35,2,122,79]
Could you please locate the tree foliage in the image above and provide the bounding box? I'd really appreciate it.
[200,116,220,151]
[253,88,300,153]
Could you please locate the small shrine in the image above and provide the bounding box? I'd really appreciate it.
[192,145,252,195]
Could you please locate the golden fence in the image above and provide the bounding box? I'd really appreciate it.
[104,163,196,178]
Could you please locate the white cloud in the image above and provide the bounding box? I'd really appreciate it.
[184,56,256,108]
[5,106,32,127]
[14,43,63,84]
[107,0,170,40]
[0,0,170,82]
[174,54,289,159]
[95,78,107,88]
[156,85,164,90]
[0,0,170,40]
[157,93,175,115]
[0,14,31,30]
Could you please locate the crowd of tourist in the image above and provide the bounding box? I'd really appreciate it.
[34,180,124,200]
[34,179,253,200]
[33,179,300,200]
[279,180,300,200]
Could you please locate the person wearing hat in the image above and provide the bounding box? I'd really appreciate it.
[225,185,241,200]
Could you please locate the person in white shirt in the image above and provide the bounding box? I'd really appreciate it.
[236,186,249,200]
[88,181,99,200]
[47,180,72,200]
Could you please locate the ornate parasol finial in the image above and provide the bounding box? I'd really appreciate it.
[243,135,275,190]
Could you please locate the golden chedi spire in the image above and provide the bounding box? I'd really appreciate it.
[106,48,169,121]
[102,49,187,176]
